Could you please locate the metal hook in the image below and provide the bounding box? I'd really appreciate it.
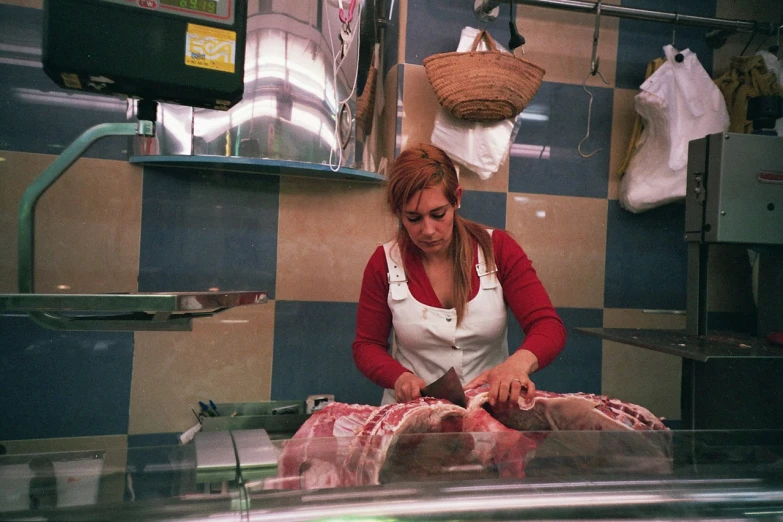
[589,0,603,75]
[671,12,679,47]
[578,70,609,158]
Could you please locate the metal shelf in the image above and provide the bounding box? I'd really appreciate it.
[0,291,268,331]
[130,155,386,183]
[577,327,783,361]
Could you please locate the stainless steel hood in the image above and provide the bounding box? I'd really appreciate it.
[132,0,385,177]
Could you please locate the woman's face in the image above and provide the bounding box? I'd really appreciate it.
[401,184,461,259]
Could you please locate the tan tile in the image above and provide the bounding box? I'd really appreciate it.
[400,64,509,193]
[0,151,142,294]
[608,88,638,200]
[713,0,782,77]
[129,304,275,434]
[0,0,42,7]
[603,308,687,331]
[506,193,606,308]
[601,308,685,421]
[0,435,127,505]
[514,2,619,87]
[276,177,396,302]
[400,65,439,156]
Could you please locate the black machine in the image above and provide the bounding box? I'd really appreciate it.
[42,0,247,111]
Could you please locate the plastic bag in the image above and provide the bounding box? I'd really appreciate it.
[619,45,729,213]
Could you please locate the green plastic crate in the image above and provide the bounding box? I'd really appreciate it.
[199,401,310,438]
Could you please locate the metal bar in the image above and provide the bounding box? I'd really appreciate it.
[17,121,154,294]
[686,242,709,337]
[514,0,779,35]
[26,312,194,331]
[0,291,267,312]
[12,474,783,521]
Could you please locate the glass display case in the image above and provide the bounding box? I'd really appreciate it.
[1,428,781,521]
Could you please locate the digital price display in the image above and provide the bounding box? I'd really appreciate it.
[160,0,218,14]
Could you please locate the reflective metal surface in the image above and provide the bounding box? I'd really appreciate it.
[577,328,783,361]
[139,0,381,171]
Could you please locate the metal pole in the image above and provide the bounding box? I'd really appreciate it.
[514,0,778,35]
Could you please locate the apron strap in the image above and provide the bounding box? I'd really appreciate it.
[476,229,499,289]
[383,241,409,301]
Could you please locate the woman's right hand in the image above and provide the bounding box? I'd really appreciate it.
[394,372,426,402]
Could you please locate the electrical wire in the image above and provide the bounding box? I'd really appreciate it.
[326,0,362,171]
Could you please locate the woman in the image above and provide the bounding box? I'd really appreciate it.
[352,143,566,406]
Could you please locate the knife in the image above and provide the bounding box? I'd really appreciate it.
[421,367,468,408]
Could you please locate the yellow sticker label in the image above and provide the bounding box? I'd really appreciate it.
[185,23,236,73]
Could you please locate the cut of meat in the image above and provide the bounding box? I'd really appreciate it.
[466,388,667,431]
[273,388,670,490]
[276,402,376,490]
[343,398,467,486]
[463,406,545,478]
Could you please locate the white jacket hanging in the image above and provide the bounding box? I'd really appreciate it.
[619,45,729,213]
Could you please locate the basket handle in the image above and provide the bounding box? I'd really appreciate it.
[469,30,498,53]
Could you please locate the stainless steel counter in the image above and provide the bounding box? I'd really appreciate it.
[1,429,781,521]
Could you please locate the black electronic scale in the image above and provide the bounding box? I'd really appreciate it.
[42,0,247,110]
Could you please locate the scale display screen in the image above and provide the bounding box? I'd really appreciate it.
[160,0,218,15]
[95,0,233,25]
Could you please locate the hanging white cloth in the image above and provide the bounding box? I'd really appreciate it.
[619,45,729,213]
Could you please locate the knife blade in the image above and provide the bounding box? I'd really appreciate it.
[421,367,468,408]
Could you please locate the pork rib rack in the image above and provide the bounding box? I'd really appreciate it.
[273,388,670,489]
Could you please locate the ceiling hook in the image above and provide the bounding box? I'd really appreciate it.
[577,70,608,158]
[671,12,679,47]
[589,0,603,75]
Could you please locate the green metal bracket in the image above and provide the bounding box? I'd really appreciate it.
[17,121,154,294]
[1,120,268,331]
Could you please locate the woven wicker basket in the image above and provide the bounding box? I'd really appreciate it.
[423,30,545,122]
[356,63,378,136]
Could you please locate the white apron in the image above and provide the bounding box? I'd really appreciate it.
[381,231,509,405]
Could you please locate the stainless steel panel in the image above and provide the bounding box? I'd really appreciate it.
[232,429,278,480]
[138,0,380,170]
[194,431,237,483]
[704,133,783,245]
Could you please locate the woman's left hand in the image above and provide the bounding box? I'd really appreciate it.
[464,349,539,406]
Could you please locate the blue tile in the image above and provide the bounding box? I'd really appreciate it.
[271,301,381,405]
[0,5,129,159]
[460,190,506,230]
[406,0,509,64]
[616,0,716,90]
[138,168,279,298]
[509,82,612,198]
[126,433,183,502]
[509,307,603,395]
[0,315,133,440]
[604,200,687,310]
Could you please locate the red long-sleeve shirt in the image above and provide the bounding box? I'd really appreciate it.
[352,229,566,389]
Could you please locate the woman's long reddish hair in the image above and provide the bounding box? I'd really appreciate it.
[386,143,495,324]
